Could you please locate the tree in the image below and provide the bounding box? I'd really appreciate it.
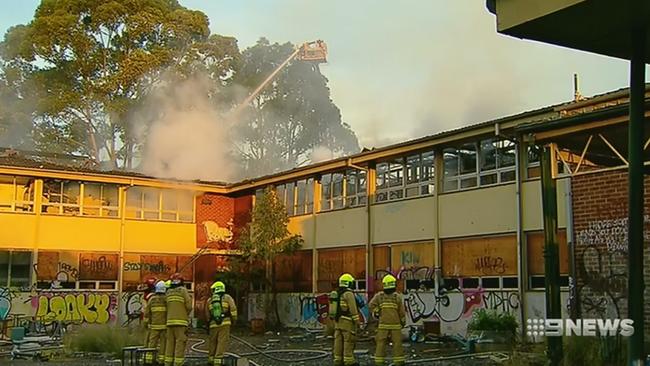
[0,0,239,168]
[236,186,303,328]
[232,38,359,178]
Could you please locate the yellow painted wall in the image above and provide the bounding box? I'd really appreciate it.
[38,216,121,251]
[0,213,37,249]
[439,184,517,238]
[287,215,315,249]
[124,220,196,254]
[372,196,436,245]
[315,207,366,248]
[521,178,568,231]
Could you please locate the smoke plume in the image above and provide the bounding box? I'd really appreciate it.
[135,74,236,182]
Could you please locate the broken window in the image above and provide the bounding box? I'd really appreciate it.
[444,139,516,192]
[82,183,119,217]
[377,150,434,201]
[0,175,35,212]
[42,180,81,214]
[294,178,314,216]
[479,138,516,186]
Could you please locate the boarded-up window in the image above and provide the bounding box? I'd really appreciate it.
[274,250,313,292]
[442,235,517,277]
[390,242,435,271]
[79,253,118,280]
[527,231,569,275]
[317,247,365,293]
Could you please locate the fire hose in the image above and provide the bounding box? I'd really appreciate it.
[189,336,330,363]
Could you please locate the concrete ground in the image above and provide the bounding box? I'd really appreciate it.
[1,327,545,366]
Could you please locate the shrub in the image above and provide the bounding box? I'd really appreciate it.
[467,309,518,334]
[563,336,627,366]
[65,324,144,357]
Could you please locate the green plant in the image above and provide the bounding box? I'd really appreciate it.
[467,309,518,334]
[64,324,144,358]
[563,336,627,366]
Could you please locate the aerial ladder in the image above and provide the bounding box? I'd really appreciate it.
[177,40,328,274]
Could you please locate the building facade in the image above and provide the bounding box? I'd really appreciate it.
[1,86,648,337]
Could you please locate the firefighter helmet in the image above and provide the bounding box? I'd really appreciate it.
[170,273,183,286]
[338,273,355,288]
[154,280,167,294]
[211,281,226,293]
[144,277,157,291]
[382,274,397,289]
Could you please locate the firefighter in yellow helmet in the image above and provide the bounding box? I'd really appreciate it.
[330,273,362,366]
[164,273,192,366]
[368,274,406,366]
[205,281,237,366]
[144,280,167,365]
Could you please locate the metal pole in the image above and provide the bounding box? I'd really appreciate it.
[627,25,646,366]
[540,145,563,364]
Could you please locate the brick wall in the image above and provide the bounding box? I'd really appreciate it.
[195,193,253,249]
[572,169,650,335]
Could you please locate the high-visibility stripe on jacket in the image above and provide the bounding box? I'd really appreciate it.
[145,294,167,330]
[369,291,405,330]
[166,286,192,327]
[205,293,238,328]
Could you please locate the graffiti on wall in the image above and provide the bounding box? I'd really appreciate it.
[123,261,172,274]
[0,287,15,320]
[122,292,144,326]
[473,256,507,275]
[248,292,369,328]
[203,220,234,243]
[32,292,117,324]
[56,261,79,282]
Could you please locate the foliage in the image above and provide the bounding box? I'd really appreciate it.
[0,0,239,168]
[236,186,303,327]
[231,38,359,178]
[467,309,518,334]
[563,336,627,366]
[64,324,143,357]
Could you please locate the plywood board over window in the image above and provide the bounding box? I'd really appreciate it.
[317,247,365,292]
[390,242,435,271]
[527,231,569,275]
[79,253,118,281]
[373,246,391,290]
[442,235,517,277]
[274,250,313,292]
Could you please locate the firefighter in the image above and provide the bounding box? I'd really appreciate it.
[164,273,192,366]
[143,277,158,345]
[205,281,237,366]
[369,274,406,366]
[144,280,167,365]
[330,273,362,366]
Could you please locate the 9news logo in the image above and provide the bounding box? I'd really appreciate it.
[526,318,634,337]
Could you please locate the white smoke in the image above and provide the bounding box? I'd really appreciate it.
[311,145,335,163]
[136,74,236,182]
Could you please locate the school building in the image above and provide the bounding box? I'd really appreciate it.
[0,85,648,336]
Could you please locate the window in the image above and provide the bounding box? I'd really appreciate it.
[376,150,434,202]
[527,144,541,179]
[0,175,35,212]
[321,170,367,211]
[0,251,32,288]
[479,139,516,186]
[126,187,194,222]
[274,179,315,217]
[43,180,81,214]
[294,179,314,215]
[444,139,517,192]
[81,183,119,217]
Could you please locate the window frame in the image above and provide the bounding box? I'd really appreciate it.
[376,150,435,202]
[126,187,194,223]
[0,176,35,213]
[320,169,368,211]
[0,251,33,288]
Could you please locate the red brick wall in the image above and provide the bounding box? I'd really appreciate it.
[195,193,253,249]
[571,169,650,335]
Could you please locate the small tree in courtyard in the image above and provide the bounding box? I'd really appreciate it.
[237,186,302,328]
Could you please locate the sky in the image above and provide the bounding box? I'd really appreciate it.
[2,1,649,149]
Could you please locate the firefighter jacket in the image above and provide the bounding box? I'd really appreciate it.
[205,293,238,328]
[144,294,167,330]
[166,286,192,327]
[334,289,361,331]
[369,292,406,330]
